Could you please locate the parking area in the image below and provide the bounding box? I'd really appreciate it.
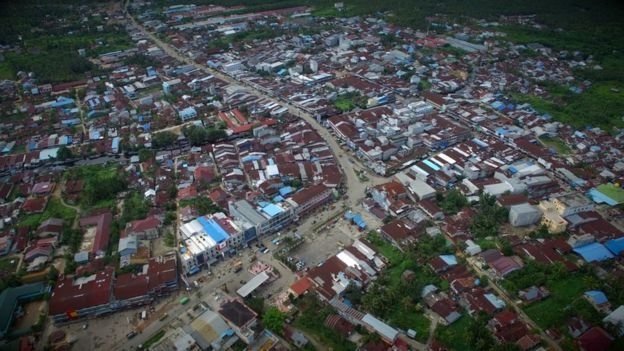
[289,218,358,268]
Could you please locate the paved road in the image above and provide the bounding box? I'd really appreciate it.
[123,0,388,208]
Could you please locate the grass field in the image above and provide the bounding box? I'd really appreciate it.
[0,256,18,273]
[538,136,571,155]
[18,197,77,228]
[523,275,600,329]
[596,184,624,204]
[435,315,474,351]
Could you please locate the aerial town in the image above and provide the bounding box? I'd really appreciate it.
[0,0,623,351]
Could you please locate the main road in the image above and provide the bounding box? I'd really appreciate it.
[123,0,387,208]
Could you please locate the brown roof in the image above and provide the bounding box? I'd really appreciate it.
[218,299,257,329]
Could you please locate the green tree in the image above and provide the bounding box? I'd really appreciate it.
[262,307,285,333]
[56,146,73,161]
[438,189,468,215]
[152,131,177,148]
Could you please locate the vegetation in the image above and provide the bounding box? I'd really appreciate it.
[262,307,286,332]
[469,193,508,238]
[360,233,452,342]
[142,330,166,350]
[152,131,177,149]
[56,146,74,161]
[120,192,150,226]
[294,295,356,351]
[182,124,228,146]
[178,197,221,215]
[66,165,127,208]
[437,189,468,215]
[333,92,366,112]
[18,197,77,228]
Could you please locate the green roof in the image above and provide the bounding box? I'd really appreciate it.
[0,283,49,338]
[596,183,624,203]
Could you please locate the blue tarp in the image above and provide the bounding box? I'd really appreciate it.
[344,211,355,220]
[352,214,366,229]
[197,217,229,244]
[584,291,608,305]
[573,243,614,262]
[605,237,624,256]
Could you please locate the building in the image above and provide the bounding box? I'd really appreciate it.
[114,256,178,309]
[0,283,50,339]
[179,213,244,274]
[228,199,293,240]
[551,193,595,217]
[509,203,542,227]
[218,299,258,344]
[286,184,333,216]
[49,267,115,323]
[125,216,162,239]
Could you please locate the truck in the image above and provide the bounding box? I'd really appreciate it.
[180,296,190,305]
[233,260,243,273]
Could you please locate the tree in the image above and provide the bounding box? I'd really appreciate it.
[56,146,73,161]
[152,131,176,148]
[438,189,468,215]
[138,148,155,162]
[469,193,508,238]
[182,125,208,146]
[262,307,285,333]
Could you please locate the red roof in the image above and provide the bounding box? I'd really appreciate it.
[290,277,312,296]
[289,184,329,206]
[49,267,114,316]
[22,197,48,213]
[578,327,613,351]
[128,216,161,234]
[79,212,112,254]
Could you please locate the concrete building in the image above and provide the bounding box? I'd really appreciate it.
[551,193,594,217]
[509,203,542,227]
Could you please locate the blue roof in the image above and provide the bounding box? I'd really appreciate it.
[111,137,120,149]
[262,204,284,217]
[439,255,458,266]
[584,290,608,305]
[279,186,294,196]
[344,211,355,220]
[605,237,624,256]
[272,195,284,203]
[573,243,614,262]
[197,217,229,244]
[423,159,440,171]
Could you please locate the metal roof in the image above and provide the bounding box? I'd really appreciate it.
[236,271,270,298]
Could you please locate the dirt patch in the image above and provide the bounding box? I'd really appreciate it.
[13,300,46,330]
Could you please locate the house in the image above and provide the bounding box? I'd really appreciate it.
[79,211,112,256]
[31,181,55,196]
[125,216,161,239]
[603,305,624,336]
[489,256,524,278]
[518,286,549,303]
[584,290,611,313]
[428,255,457,273]
[362,314,398,344]
[567,317,590,338]
[577,327,613,351]
[379,218,423,248]
[289,277,312,298]
[22,197,48,214]
[324,314,355,338]
[36,218,64,237]
[419,199,444,220]
[218,299,258,344]
[370,181,408,212]
[429,296,462,325]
